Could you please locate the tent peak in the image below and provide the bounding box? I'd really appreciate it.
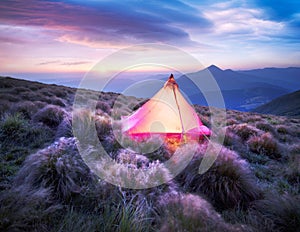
[165,73,178,88]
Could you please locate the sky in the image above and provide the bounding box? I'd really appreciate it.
[0,0,300,78]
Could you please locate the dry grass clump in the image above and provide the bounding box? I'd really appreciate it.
[0,113,54,190]
[144,143,171,162]
[178,144,261,210]
[38,88,54,97]
[255,121,277,136]
[0,187,62,232]
[55,114,73,139]
[33,105,66,128]
[87,153,173,190]
[72,109,114,151]
[0,113,52,149]
[12,86,30,93]
[221,127,242,148]
[118,135,170,161]
[157,193,242,232]
[0,78,14,88]
[0,99,10,117]
[95,115,112,139]
[251,193,300,232]
[221,206,278,232]
[28,84,41,91]
[13,137,94,202]
[11,101,39,119]
[50,88,68,98]
[194,105,211,117]
[96,100,111,114]
[115,149,178,204]
[43,96,55,104]
[117,149,150,168]
[115,149,176,198]
[72,109,103,149]
[247,132,281,159]
[99,92,119,107]
[229,123,261,141]
[51,96,66,107]
[19,91,43,102]
[284,145,300,187]
[246,115,264,123]
[276,125,290,135]
[0,93,20,102]
[200,115,211,127]
[226,118,238,126]
[51,207,109,232]
[33,100,47,109]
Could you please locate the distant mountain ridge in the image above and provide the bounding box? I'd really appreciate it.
[238,67,300,91]
[176,65,300,111]
[252,90,300,117]
[2,65,299,112]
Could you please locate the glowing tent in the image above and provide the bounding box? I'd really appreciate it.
[122,74,210,142]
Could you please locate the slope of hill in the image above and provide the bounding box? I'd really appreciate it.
[253,90,300,117]
[0,76,299,232]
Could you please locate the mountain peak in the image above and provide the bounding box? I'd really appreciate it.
[207,65,223,71]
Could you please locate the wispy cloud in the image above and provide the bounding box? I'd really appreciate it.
[0,0,212,47]
[61,61,91,66]
[204,7,284,39]
[37,60,60,66]
[37,60,91,66]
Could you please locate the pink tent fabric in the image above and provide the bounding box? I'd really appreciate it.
[122,74,210,141]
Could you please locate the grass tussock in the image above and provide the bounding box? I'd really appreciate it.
[0,93,20,102]
[96,100,111,114]
[255,122,277,136]
[284,145,300,188]
[158,193,242,232]
[178,144,261,210]
[0,100,10,118]
[33,105,66,128]
[11,101,39,119]
[251,193,300,232]
[0,113,52,149]
[0,188,62,232]
[247,132,281,159]
[51,96,66,107]
[0,114,53,190]
[13,137,94,202]
[55,114,73,139]
[229,123,261,141]
[86,151,173,190]
[71,109,104,148]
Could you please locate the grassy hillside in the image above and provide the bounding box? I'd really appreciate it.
[253,90,300,117]
[0,76,299,232]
